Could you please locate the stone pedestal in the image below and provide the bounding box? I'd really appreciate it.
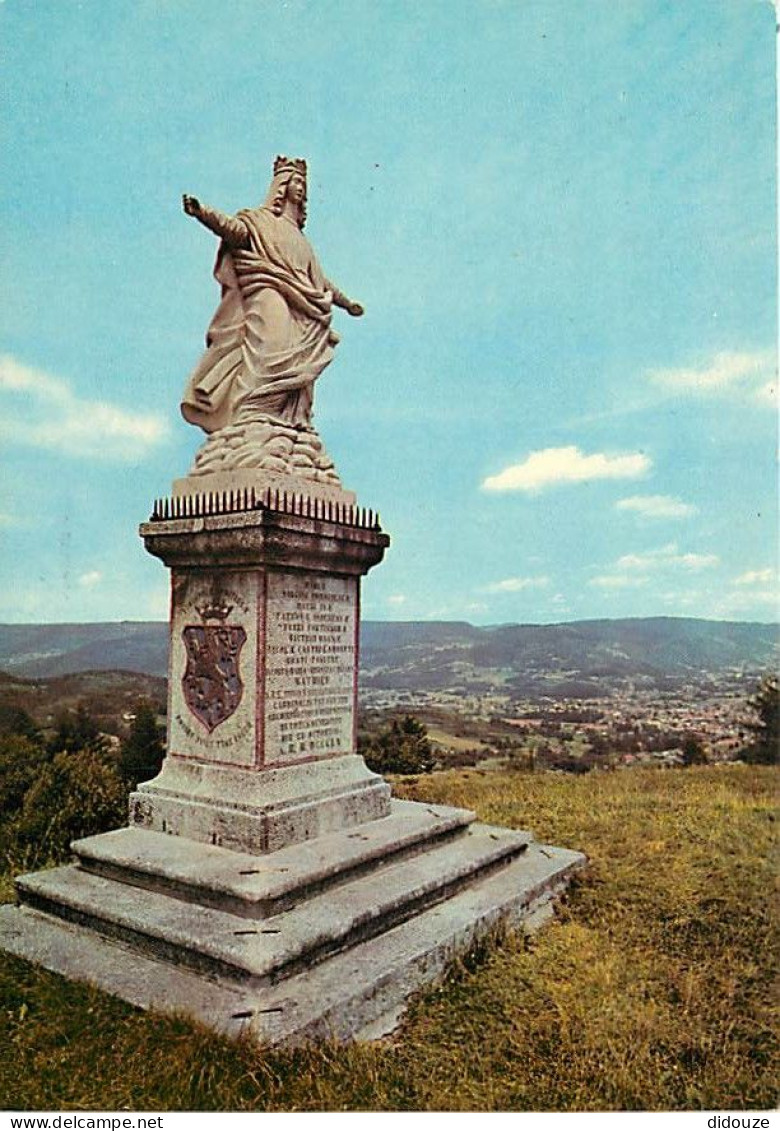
[0,473,586,1047]
[133,478,391,854]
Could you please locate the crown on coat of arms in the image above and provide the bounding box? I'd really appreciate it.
[274,155,307,178]
[195,601,233,623]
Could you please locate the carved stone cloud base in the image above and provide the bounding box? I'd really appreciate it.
[188,417,342,486]
[172,467,357,509]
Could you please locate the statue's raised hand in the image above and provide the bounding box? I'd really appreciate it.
[347,301,364,317]
[182,194,201,217]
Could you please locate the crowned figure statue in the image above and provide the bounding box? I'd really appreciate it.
[180,157,363,483]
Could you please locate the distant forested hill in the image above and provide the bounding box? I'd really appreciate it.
[0,622,169,679]
[0,617,776,696]
[359,617,779,696]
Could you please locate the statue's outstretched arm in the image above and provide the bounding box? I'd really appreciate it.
[182,195,249,247]
[326,279,364,318]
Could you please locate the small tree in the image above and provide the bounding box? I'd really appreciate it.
[0,704,40,742]
[119,701,165,788]
[47,703,103,756]
[681,733,707,766]
[742,676,779,765]
[364,715,435,776]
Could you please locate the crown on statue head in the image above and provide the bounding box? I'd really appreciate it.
[274,155,307,179]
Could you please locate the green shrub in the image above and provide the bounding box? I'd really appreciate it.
[0,733,50,816]
[0,704,40,742]
[6,746,127,870]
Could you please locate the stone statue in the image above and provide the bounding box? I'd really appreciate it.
[180,156,363,484]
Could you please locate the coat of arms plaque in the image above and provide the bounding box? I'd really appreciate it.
[182,622,247,732]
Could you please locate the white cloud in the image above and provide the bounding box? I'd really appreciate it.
[549,593,572,614]
[701,588,780,619]
[0,355,169,460]
[647,348,775,400]
[615,494,697,520]
[386,593,406,606]
[482,446,651,493]
[483,576,551,593]
[735,568,776,586]
[616,543,719,572]
[78,570,103,588]
[589,574,648,589]
[659,589,704,610]
[591,542,720,591]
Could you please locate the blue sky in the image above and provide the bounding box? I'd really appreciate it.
[1,0,777,626]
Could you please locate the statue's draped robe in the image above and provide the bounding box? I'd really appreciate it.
[181,208,338,433]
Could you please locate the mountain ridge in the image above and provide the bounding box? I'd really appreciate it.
[0,618,776,695]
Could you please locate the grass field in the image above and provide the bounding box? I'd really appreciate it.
[0,764,777,1112]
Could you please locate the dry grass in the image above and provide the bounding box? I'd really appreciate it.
[0,764,777,1112]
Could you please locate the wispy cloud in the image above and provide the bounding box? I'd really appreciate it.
[591,542,720,590]
[386,593,407,606]
[482,446,651,493]
[664,586,779,619]
[589,574,648,590]
[483,576,551,593]
[615,494,697,520]
[78,570,103,588]
[735,568,776,587]
[465,601,489,614]
[617,543,719,572]
[647,348,775,400]
[0,355,169,460]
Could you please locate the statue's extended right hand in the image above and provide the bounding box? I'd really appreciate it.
[182,194,201,217]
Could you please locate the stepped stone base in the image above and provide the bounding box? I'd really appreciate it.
[0,799,585,1046]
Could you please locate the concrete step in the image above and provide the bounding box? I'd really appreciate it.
[0,841,585,1047]
[16,821,531,985]
[72,799,478,918]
